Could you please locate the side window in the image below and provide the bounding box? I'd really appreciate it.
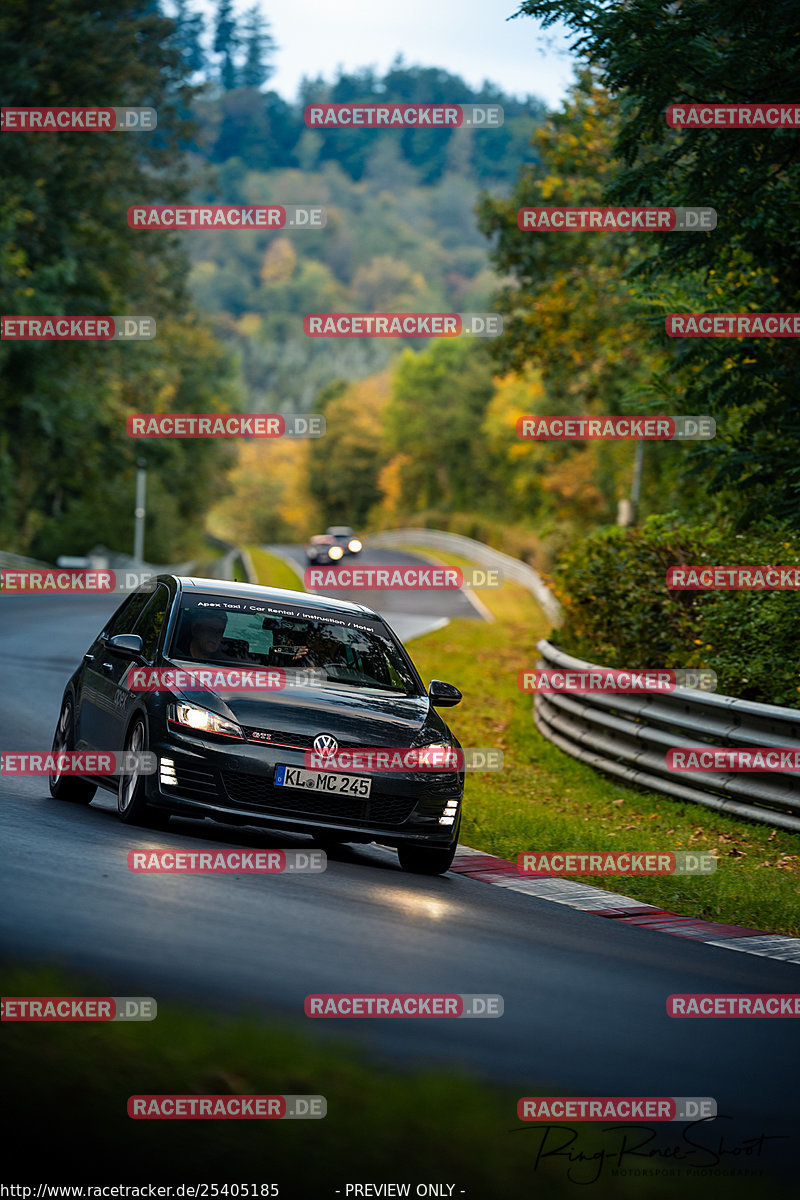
[104,590,152,639]
[131,585,170,662]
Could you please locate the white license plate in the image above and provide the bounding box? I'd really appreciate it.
[274,764,371,798]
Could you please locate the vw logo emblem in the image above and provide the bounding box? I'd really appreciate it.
[313,733,338,759]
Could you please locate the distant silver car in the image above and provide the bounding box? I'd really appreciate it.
[306,527,362,564]
[326,526,362,555]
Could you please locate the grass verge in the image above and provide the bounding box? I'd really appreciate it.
[245,545,306,592]
[398,546,800,937]
[0,965,786,1197]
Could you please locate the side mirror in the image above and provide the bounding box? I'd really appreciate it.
[428,679,462,708]
[107,633,144,657]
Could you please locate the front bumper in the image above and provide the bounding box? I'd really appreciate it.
[144,732,462,848]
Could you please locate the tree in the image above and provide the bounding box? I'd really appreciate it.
[302,63,546,186]
[0,0,236,557]
[239,5,275,90]
[512,0,800,525]
[381,340,495,515]
[477,71,680,527]
[208,437,319,544]
[307,375,389,527]
[478,71,661,412]
[171,0,205,76]
[213,0,239,90]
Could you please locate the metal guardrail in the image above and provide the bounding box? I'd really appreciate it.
[0,551,53,568]
[0,546,234,580]
[367,527,563,626]
[368,531,800,831]
[534,639,800,833]
[197,535,257,584]
[200,543,257,585]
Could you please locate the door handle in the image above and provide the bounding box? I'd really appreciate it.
[83,653,94,662]
[101,661,114,674]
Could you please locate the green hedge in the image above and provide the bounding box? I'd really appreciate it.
[549,515,800,707]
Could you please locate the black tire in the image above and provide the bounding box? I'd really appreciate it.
[397,840,458,876]
[117,716,158,826]
[49,697,96,804]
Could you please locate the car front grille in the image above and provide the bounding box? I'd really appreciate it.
[243,728,364,751]
[220,769,418,826]
[171,764,219,801]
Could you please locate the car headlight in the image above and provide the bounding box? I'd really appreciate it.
[328,545,344,560]
[348,538,362,553]
[414,741,459,770]
[168,702,244,739]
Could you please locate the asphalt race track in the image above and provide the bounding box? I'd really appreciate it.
[267,541,484,641]
[1,578,799,1178]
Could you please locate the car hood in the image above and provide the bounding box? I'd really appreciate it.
[163,661,435,744]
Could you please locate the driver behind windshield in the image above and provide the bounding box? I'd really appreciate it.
[268,624,315,665]
[185,612,246,662]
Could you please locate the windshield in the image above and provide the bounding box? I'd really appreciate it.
[168,595,422,695]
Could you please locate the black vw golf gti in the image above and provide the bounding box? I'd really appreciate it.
[49,577,464,874]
